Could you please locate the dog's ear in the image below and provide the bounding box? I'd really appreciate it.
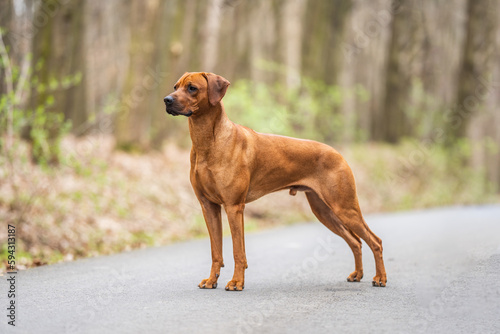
[203,73,230,106]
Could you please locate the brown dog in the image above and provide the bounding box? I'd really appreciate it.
[164,72,387,291]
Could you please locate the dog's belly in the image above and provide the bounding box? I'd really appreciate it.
[244,189,265,203]
[245,158,317,203]
[245,185,311,203]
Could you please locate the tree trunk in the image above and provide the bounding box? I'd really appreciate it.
[281,0,307,90]
[462,0,500,192]
[249,0,276,83]
[30,0,87,131]
[150,0,182,149]
[202,0,224,72]
[451,0,497,140]
[0,0,14,98]
[377,0,423,143]
[114,0,162,150]
[83,0,130,137]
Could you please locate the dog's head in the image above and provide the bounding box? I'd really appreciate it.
[164,72,230,117]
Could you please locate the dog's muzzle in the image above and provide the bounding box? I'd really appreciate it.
[164,95,192,117]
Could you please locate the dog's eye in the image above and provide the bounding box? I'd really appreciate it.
[188,85,198,92]
[173,85,177,91]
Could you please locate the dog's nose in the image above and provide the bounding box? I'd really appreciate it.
[164,95,174,105]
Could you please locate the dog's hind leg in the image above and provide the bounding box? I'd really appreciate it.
[319,175,387,286]
[306,191,364,282]
[335,207,387,287]
[317,170,387,286]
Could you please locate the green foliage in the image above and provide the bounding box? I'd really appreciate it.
[0,29,76,166]
[28,105,72,166]
[223,77,368,143]
[0,242,34,268]
[406,78,445,140]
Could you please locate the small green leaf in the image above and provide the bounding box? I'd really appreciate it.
[46,95,55,106]
[49,77,59,90]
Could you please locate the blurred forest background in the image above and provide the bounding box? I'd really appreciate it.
[0,0,499,269]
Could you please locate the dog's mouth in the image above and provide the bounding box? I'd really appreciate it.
[166,107,193,117]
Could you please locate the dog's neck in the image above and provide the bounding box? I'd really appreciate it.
[188,102,233,153]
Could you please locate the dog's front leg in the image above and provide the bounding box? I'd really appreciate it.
[197,199,223,289]
[224,203,247,291]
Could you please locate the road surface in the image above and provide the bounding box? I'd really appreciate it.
[1,205,500,333]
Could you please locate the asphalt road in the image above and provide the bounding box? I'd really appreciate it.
[1,205,500,334]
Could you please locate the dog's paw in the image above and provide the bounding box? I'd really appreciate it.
[198,278,218,289]
[372,275,387,287]
[346,270,363,282]
[225,280,244,291]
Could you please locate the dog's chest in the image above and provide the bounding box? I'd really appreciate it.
[191,160,226,201]
[191,154,248,204]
